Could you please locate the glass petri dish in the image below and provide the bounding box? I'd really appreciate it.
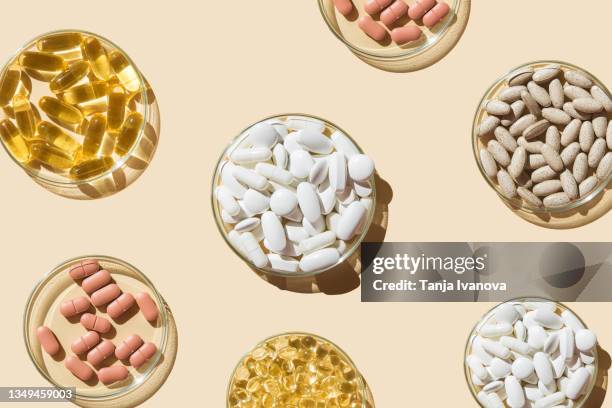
[472,61,612,216]
[0,30,160,199]
[24,255,175,405]
[318,0,470,72]
[464,297,599,408]
[211,113,377,278]
[227,332,368,408]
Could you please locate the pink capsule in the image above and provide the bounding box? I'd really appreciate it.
[98,365,129,385]
[358,15,388,42]
[80,313,112,334]
[68,259,100,280]
[364,0,394,14]
[423,2,450,27]
[408,0,436,20]
[135,292,159,322]
[82,270,112,294]
[381,1,409,27]
[107,293,136,319]
[130,342,157,368]
[60,296,91,318]
[333,0,354,16]
[87,339,115,366]
[65,356,95,381]
[71,331,100,355]
[115,334,144,360]
[391,25,422,44]
[37,326,60,356]
[91,283,121,307]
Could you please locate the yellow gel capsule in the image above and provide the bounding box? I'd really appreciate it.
[82,113,106,157]
[62,80,108,105]
[109,51,140,92]
[49,61,90,93]
[12,94,37,139]
[107,86,127,130]
[0,120,29,162]
[39,96,83,125]
[81,37,112,80]
[115,111,143,156]
[38,121,80,156]
[30,141,74,170]
[0,68,21,106]
[69,156,114,180]
[36,32,83,53]
[19,51,64,72]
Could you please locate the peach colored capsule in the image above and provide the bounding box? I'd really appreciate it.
[115,334,144,360]
[391,26,422,44]
[364,0,393,14]
[333,0,354,16]
[60,296,91,318]
[408,0,436,20]
[107,293,136,319]
[71,331,100,355]
[358,16,388,42]
[98,365,129,385]
[65,356,95,381]
[423,2,450,27]
[130,342,157,368]
[381,1,409,27]
[87,339,115,366]
[135,292,159,322]
[80,313,112,333]
[68,259,100,280]
[37,326,60,356]
[82,270,112,294]
[91,283,121,307]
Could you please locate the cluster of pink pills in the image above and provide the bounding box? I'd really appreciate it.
[333,0,451,45]
[35,259,160,386]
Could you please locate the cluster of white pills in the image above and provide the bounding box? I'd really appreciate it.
[215,116,375,274]
[467,300,598,408]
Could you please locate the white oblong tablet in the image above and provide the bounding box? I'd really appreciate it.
[336,201,367,241]
[270,189,298,217]
[575,329,597,352]
[289,150,314,179]
[561,310,585,332]
[268,254,299,273]
[326,212,341,234]
[287,117,325,133]
[329,152,347,193]
[240,232,268,268]
[255,162,293,185]
[534,391,565,408]
[533,352,554,386]
[303,216,325,236]
[566,367,590,400]
[220,162,247,199]
[243,189,270,215]
[234,217,260,233]
[285,222,309,243]
[297,129,334,154]
[298,231,336,254]
[232,166,268,190]
[297,182,322,223]
[261,212,287,253]
[247,123,278,148]
[479,322,513,338]
[309,159,329,186]
[466,355,488,381]
[331,130,359,158]
[512,357,534,380]
[215,186,240,216]
[348,154,375,182]
[273,143,288,169]
[318,182,336,215]
[559,327,575,362]
[230,147,272,164]
[527,325,547,350]
[500,336,530,355]
[299,248,340,273]
[228,230,248,258]
[490,357,512,379]
[495,303,520,324]
[505,375,525,408]
[283,132,302,154]
[534,308,563,329]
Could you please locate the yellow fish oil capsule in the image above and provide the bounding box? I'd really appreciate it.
[115,111,143,156]
[81,37,112,81]
[107,86,127,130]
[30,141,74,170]
[0,67,21,106]
[36,32,83,53]
[19,51,64,72]
[49,61,90,93]
[69,156,114,180]
[12,94,37,139]
[109,51,140,92]
[39,96,83,125]
[0,119,29,162]
[62,80,108,105]
[82,113,106,157]
[38,121,80,156]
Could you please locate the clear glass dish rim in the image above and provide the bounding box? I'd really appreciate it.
[210,113,377,278]
[22,255,169,401]
[463,296,599,408]
[317,0,462,61]
[0,28,149,186]
[225,331,367,408]
[471,60,612,215]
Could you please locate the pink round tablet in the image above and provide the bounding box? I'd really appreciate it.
[37,326,60,356]
[99,365,129,385]
[364,0,393,15]
[408,0,436,20]
[333,0,354,16]
[381,0,409,27]
[358,15,388,42]
[115,334,144,360]
[82,270,112,294]
[423,2,450,28]
[65,356,95,381]
[135,292,159,322]
[107,293,136,319]
[129,342,157,369]
[68,259,100,280]
[60,296,91,318]
[91,283,121,307]
[391,26,422,44]
[80,313,112,334]
[87,339,115,366]
[71,331,100,355]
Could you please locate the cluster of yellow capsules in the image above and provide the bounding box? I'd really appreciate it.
[228,334,364,408]
[0,32,143,180]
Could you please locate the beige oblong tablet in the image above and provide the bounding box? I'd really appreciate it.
[68,259,100,280]
[37,326,60,356]
[130,342,157,368]
[60,296,91,318]
[71,331,100,355]
[135,292,159,322]
[80,313,112,334]
[99,365,129,385]
[115,334,144,360]
[91,283,121,307]
[391,26,422,45]
[358,16,387,42]
[65,356,95,382]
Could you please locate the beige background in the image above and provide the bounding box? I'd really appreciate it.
[0,0,610,406]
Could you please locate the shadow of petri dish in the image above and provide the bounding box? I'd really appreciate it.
[539,243,585,288]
